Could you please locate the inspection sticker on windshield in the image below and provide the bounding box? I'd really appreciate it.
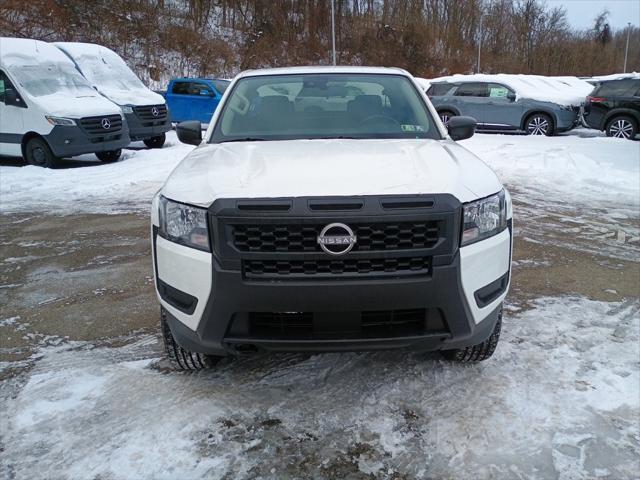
[401,125,424,132]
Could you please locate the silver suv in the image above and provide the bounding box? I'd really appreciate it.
[427,81,579,136]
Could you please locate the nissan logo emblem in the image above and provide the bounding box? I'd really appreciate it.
[101,118,111,129]
[151,106,159,117]
[317,223,357,255]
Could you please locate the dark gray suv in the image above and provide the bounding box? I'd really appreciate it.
[427,81,579,136]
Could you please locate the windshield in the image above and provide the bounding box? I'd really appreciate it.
[210,73,441,142]
[9,63,98,98]
[74,54,147,91]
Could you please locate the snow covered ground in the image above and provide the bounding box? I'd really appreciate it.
[1,129,639,479]
[1,297,638,479]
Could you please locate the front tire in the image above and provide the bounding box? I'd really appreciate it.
[25,137,57,168]
[442,306,502,363]
[605,116,637,139]
[525,113,553,136]
[161,308,222,370]
[143,133,166,149]
[96,149,122,163]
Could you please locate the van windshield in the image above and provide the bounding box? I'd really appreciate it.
[74,55,147,91]
[9,63,98,98]
[210,73,441,143]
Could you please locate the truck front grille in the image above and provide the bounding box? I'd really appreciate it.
[243,255,430,279]
[134,104,168,122]
[247,309,431,339]
[232,221,441,253]
[79,115,123,136]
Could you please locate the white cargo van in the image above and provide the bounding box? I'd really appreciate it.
[0,37,129,167]
[54,42,171,148]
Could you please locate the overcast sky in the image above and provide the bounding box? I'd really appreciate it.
[546,0,639,30]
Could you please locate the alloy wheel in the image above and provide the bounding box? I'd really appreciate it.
[609,119,634,139]
[527,116,549,135]
[440,113,451,127]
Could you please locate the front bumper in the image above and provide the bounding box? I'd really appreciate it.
[152,195,512,356]
[45,123,130,157]
[124,111,171,141]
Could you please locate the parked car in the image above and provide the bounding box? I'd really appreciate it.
[54,42,171,148]
[151,66,513,370]
[427,76,581,135]
[0,37,129,167]
[162,77,230,124]
[583,77,640,139]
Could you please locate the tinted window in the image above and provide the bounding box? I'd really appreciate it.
[171,82,191,95]
[427,83,454,96]
[0,70,8,102]
[594,79,640,97]
[211,73,441,142]
[212,80,230,94]
[454,82,488,97]
[487,83,514,98]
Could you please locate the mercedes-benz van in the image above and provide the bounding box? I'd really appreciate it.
[54,42,171,148]
[0,37,129,167]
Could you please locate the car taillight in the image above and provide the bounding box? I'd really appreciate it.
[587,96,606,103]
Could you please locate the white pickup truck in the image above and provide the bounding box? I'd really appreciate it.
[151,66,513,369]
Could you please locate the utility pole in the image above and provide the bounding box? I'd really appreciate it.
[477,14,490,74]
[624,22,631,73]
[331,0,337,65]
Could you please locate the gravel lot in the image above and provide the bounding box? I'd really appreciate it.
[0,131,638,479]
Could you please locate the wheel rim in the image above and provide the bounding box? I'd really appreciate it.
[609,119,633,139]
[527,116,549,135]
[31,146,46,165]
[440,114,451,127]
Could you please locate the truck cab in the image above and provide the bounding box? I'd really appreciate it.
[164,78,230,125]
[0,37,130,167]
[54,42,171,149]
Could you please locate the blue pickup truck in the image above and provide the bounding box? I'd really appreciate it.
[160,78,230,124]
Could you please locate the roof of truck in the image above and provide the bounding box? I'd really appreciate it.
[237,66,411,78]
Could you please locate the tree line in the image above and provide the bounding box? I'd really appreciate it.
[1,0,638,88]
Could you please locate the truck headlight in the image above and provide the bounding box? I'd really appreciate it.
[158,196,210,251]
[45,116,76,126]
[461,190,507,246]
[121,105,134,114]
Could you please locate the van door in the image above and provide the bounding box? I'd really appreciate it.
[0,70,25,157]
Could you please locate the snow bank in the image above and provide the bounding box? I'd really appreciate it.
[429,73,593,106]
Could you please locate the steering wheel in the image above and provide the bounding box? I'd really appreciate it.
[359,114,402,129]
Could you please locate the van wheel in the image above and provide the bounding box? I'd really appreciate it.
[525,113,553,136]
[25,137,57,168]
[442,306,502,363]
[605,116,637,139]
[439,110,455,127]
[160,307,222,370]
[96,150,121,163]
[143,133,166,149]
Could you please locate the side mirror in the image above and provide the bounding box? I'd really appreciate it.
[507,92,516,102]
[5,88,21,107]
[447,116,476,141]
[176,121,202,146]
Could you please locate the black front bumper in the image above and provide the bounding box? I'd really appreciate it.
[46,123,130,158]
[157,195,508,356]
[125,111,171,141]
[163,253,503,356]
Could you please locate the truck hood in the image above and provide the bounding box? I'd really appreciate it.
[162,138,503,206]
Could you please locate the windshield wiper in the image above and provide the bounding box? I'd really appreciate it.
[220,137,266,143]
[316,135,358,139]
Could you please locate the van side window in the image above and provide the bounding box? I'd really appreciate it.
[0,71,11,102]
[454,83,488,97]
